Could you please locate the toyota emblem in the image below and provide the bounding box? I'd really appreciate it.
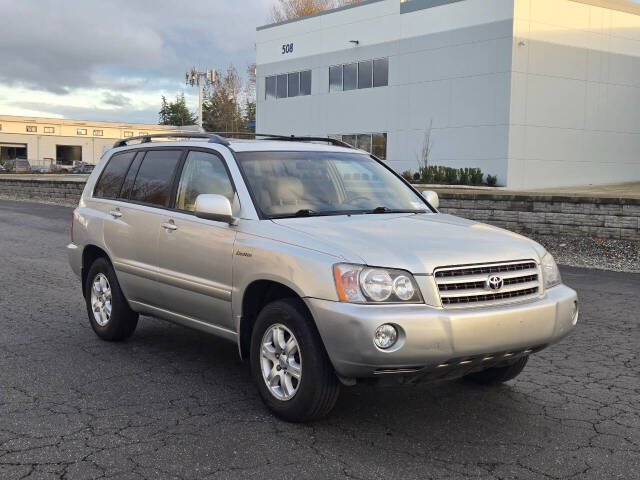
[487,275,504,290]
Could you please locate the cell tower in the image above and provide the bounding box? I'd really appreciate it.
[185,67,216,130]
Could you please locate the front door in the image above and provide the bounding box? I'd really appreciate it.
[155,149,237,330]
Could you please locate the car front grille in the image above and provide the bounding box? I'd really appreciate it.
[434,260,541,308]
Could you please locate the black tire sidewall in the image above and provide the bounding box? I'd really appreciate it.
[250,299,338,422]
[84,257,137,341]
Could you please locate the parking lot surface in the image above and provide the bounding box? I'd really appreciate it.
[1,199,638,480]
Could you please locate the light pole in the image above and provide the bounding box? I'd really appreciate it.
[185,67,216,130]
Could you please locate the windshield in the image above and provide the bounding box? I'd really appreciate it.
[235,151,429,218]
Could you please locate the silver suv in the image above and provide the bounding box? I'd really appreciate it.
[68,133,578,421]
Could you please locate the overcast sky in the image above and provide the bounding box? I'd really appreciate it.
[0,0,276,124]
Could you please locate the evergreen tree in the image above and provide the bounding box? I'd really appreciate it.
[158,93,196,126]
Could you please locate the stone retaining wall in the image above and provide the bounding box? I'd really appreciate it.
[0,177,638,240]
[0,178,84,206]
[436,192,640,241]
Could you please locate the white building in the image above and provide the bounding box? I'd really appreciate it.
[0,115,184,168]
[256,0,640,189]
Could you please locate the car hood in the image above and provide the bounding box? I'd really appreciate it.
[272,213,545,274]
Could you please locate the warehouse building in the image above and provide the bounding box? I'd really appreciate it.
[256,0,640,189]
[0,115,183,169]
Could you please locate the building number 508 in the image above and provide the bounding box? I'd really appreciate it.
[282,43,294,54]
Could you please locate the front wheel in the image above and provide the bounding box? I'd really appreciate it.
[250,299,340,422]
[464,356,529,385]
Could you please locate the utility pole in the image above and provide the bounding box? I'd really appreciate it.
[185,67,216,130]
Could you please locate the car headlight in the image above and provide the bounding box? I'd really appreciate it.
[541,252,562,289]
[333,264,423,303]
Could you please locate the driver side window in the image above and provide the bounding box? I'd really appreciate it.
[175,151,234,212]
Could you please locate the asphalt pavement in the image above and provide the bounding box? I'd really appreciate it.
[0,199,638,480]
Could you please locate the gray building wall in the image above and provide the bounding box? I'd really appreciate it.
[257,0,640,189]
[257,19,514,182]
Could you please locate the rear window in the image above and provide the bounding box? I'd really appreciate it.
[129,150,182,207]
[94,152,135,199]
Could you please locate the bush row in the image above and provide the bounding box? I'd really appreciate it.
[402,166,498,187]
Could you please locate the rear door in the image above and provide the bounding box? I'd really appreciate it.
[154,149,237,330]
[100,148,184,305]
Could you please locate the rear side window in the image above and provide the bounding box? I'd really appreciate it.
[118,152,144,200]
[129,150,182,207]
[94,151,135,199]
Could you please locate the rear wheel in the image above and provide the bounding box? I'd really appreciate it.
[84,257,138,341]
[464,356,529,385]
[250,298,340,422]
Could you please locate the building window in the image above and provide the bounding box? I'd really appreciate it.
[329,65,342,92]
[266,70,312,100]
[123,131,133,137]
[26,126,37,133]
[343,63,357,91]
[300,70,311,95]
[265,76,276,100]
[332,133,387,160]
[358,60,373,89]
[77,128,87,135]
[139,131,148,136]
[288,72,300,98]
[373,58,389,87]
[329,58,388,92]
[93,130,103,136]
[44,127,55,134]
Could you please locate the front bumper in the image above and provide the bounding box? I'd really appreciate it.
[306,285,578,378]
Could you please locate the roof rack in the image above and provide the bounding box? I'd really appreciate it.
[113,132,230,148]
[211,132,356,150]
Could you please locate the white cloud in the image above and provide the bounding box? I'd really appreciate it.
[0,0,278,122]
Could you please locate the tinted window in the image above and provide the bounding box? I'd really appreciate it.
[343,63,357,91]
[300,70,311,95]
[119,152,143,199]
[129,150,182,207]
[373,58,388,87]
[175,151,234,212]
[265,76,276,100]
[329,66,342,92]
[276,74,288,98]
[358,60,373,89]
[288,72,300,97]
[94,151,135,199]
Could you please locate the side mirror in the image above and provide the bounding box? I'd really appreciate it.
[194,194,237,224]
[422,190,439,209]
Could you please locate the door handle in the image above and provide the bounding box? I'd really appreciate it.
[161,221,178,231]
[109,209,122,218]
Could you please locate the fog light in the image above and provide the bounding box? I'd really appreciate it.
[374,324,398,349]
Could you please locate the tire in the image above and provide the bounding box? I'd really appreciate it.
[464,355,529,385]
[250,298,340,422]
[84,257,138,341]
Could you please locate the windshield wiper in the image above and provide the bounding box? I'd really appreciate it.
[292,209,317,217]
[367,206,426,214]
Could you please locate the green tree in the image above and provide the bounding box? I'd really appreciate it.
[158,93,196,126]
[202,65,247,133]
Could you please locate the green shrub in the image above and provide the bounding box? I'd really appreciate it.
[470,168,483,185]
[486,175,498,187]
